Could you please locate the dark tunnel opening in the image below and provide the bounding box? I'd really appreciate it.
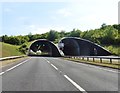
[28,39,61,57]
[62,39,80,56]
[29,41,52,56]
[58,37,112,56]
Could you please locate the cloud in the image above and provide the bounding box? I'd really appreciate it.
[57,8,72,17]
[24,24,66,34]
[54,0,118,31]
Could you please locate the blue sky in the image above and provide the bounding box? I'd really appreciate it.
[0,0,119,36]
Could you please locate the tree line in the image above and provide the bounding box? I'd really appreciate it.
[1,24,120,46]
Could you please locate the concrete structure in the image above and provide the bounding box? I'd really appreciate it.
[28,38,112,57]
[28,39,61,57]
[58,37,112,56]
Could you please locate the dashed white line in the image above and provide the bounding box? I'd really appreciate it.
[43,58,58,70]
[43,58,87,92]
[64,75,87,93]
[0,58,31,75]
[43,58,50,64]
[51,64,58,70]
[47,61,50,64]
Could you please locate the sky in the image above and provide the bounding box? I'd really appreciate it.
[0,0,119,36]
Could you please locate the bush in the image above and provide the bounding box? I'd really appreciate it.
[19,44,28,54]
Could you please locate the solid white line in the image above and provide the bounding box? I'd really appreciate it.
[0,72,5,75]
[64,75,87,93]
[78,62,119,73]
[51,64,58,70]
[64,59,119,73]
[0,58,31,75]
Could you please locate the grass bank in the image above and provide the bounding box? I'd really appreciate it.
[1,42,24,57]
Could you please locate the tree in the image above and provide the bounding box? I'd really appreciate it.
[19,44,28,54]
[101,23,107,29]
[68,29,81,37]
[47,30,59,41]
[59,30,66,38]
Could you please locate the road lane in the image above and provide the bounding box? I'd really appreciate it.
[2,57,119,92]
[1,57,29,73]
[2,57,79,91]
[45,57,118,91]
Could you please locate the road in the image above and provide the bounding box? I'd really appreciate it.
[1,57,119,92]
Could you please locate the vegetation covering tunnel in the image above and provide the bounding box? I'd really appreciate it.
[28,39,61,57]
[58,37,112,56]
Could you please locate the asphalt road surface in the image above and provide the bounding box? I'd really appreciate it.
[1,57,119,92]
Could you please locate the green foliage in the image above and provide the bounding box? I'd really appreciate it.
[68,29,81,37]
[1,42,23,57]
[1,35,29,45]
[81,25,119,45]
[103,45,120,56]
[19,44,28,54]
[1,24,120,55]
[113,24,120,31]
[47,30,60,41]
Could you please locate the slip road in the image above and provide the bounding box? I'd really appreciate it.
[1,57,119,92]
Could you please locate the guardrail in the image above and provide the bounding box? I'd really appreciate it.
[65,56,120,64]
[0,55,26,61]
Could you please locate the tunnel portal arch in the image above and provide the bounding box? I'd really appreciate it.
[28,39,61,57]
[58,37,112,56]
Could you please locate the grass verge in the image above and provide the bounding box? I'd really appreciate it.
[1,42,24,57]
[0,56,28,68]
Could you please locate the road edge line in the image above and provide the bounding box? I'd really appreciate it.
[0,58,31,75]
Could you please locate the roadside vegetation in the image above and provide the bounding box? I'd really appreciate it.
[1,42,24,57]
[103,45,120,56]
[1,24,120,56]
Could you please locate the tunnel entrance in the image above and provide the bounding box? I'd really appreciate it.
[58,37,112,56]
[28,39,61,57]
[59,38,80,56]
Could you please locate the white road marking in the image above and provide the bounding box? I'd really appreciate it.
[43,58,58,70]
[62,59,119,73]
[76,62,119,73]
[0,72,5,75]
[0,58,31,75]
[51,64,58,70]
[43,58,50,64]
[64,74,87,93]
[47,61,50,64]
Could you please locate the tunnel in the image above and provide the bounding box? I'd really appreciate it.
[28,39,61,57]
[58,37,112,56]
